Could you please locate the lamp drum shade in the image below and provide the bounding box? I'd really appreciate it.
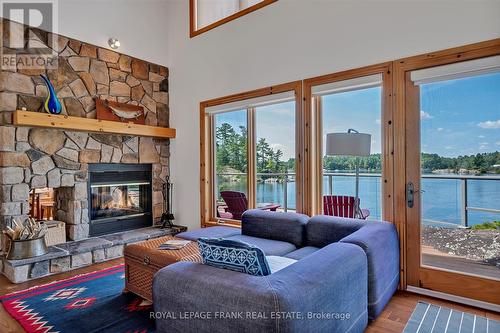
[326,132,371,156]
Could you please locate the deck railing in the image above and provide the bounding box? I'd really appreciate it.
[418,174,500,227]
[216,172,500,226]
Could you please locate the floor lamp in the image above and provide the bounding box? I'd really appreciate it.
[326,129,371,218]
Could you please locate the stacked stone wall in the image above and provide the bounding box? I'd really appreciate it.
[0,19,170,242]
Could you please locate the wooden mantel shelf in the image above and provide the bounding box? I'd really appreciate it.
[13,110,176,139]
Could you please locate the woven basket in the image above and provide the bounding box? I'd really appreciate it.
[44,220,66,246]
[124,236,202,301]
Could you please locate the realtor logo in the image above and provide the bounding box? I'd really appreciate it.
[1,0,58,70]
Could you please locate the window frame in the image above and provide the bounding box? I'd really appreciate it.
[200,81,303,227]
[303,63,394,219]
[190,0,278,38]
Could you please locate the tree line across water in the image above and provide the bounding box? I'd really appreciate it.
[216,123,500,176]
[216,123,291,175]
[324,152,500,174]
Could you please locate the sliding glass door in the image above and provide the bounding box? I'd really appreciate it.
[403,54,500,304]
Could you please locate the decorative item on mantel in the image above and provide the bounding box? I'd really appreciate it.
[40,74,62,115]
[3,218,49,260]
[96,98,145,124]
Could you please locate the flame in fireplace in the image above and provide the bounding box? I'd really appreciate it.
[91,182,150,220]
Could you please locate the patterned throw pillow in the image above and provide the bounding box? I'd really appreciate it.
[197,238,271,276]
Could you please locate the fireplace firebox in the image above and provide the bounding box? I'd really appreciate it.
[88,164,152,236]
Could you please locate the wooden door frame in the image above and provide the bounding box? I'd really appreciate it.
[393,38,500,303]
[200,80,303,227]
[303,63,394,220]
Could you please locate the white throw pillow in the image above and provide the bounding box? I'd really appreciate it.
[266,256,297,274]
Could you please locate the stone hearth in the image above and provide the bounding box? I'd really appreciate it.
[1,226,185,283]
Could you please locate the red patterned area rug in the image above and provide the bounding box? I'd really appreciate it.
[0,264,155,333]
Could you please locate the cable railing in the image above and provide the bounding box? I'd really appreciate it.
[216,171,500,227]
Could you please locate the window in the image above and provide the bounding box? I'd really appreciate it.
[200,82,302,225]
[190,0,278,37]
[320,84,383,219]
[214,109,248,214]
[255,101,296,211]
[305,65,393,219]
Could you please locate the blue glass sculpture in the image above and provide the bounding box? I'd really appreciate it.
[40,75,62,114]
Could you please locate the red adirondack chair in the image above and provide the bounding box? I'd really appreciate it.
[219,191,280,220]
[323,195,370,219]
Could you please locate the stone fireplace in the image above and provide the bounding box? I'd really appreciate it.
[0,126,168,244]
[0,19,170,246]
[0,19,176,283]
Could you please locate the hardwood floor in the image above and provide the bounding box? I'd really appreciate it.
[0,259,498,333]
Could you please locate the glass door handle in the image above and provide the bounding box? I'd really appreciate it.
[406,182,415,208]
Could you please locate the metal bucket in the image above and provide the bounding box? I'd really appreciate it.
[6,236,48,260]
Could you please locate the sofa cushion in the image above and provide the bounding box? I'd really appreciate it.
[198,238,271,276]
[284,246,320,260]
[241,209,309,247]
[226,234,296,256]
[176,226,241,241]
[266,256,297,273]
[340,222,400,319]
[306,215,365,248]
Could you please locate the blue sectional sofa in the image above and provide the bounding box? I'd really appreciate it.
[153,210,399,333]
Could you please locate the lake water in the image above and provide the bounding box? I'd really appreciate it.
[219,175,500,227]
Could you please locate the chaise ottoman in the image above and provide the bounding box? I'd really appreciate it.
[124,236,202,301]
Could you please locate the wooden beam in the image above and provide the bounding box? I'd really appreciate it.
[13,110,176,139]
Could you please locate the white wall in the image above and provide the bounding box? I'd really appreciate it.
[35,0,500,230]
[165,0,500,230]
[58,0,170,65]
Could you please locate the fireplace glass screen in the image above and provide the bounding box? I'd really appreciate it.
[91,182,150,220]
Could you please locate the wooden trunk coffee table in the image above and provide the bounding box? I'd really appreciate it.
[124,235,202,302]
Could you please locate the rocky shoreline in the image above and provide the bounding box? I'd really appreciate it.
[422,226,499,267]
